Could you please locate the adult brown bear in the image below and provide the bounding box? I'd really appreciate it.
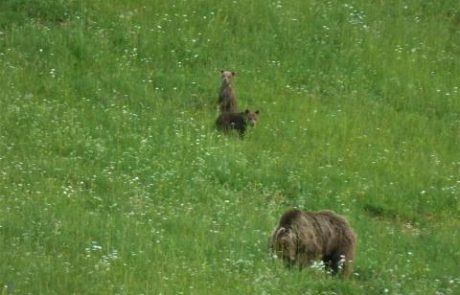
[270,209,356,278]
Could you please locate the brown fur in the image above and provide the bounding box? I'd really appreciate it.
[215,109,259,138]
[270,209,356,278]
[218,70,237,113]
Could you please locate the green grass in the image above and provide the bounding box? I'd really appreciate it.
[1,0,459,294]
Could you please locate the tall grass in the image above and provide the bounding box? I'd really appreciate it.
[1,0,459,294]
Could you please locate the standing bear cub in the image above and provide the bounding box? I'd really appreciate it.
[217,70,237,113]
[270,209,356,278]
[215,109,259,138]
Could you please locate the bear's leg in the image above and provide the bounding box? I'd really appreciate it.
[238,126,246,138]
[323,253,341,275]
[284,259,296,270]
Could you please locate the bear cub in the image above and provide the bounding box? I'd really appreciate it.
[216,109,259,138]
[218,70,237,113]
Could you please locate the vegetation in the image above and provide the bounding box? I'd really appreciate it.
[1,0,459,294]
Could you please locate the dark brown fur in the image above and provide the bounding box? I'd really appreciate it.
[270,209,356,278]
[215,109,259,138]
[218,70,237,113]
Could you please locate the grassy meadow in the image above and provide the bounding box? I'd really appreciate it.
[1,0,459,294]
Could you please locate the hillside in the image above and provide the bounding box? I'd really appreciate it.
[1,1,459,294]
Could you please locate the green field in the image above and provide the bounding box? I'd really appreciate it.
[1,0,459,294]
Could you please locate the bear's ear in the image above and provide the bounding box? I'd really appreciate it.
[255,110,260,114]
[231,71,236,76]
[245,109,250,114]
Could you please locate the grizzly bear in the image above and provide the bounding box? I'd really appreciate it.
[270,209,356,278]
[218,70,237,113]
[215,109,260,138]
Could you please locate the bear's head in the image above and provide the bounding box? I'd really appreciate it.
[271,227,297,263]
[220,70,235,86]
[244,109,260,127]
